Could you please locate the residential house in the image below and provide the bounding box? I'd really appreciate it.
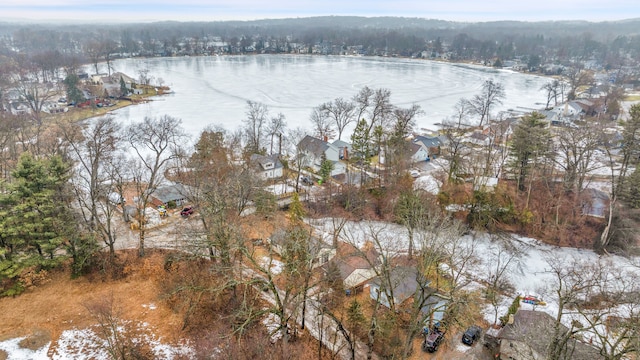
[332,139,351,160]
[420,292,449,325]
[467,131,491,147]
[572,99,596,117]
[148,183,190,207]
[325,242,380,294]
[250,154,283,180]
[297,135,346,175]
[541,107,576,127]
[8,101,31,116]
[369,266,418,309]
[269,229,336,269]
[43,101,68,114]
[298,135,340,168]
[409,141,430,163]
[412,135,442,159]
[482,118,517,145]
[496,310,602,360]
[90,73,109,85]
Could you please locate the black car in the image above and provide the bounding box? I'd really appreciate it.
[301,176,314,185]
[422,329,445,352]
[462,325,482,345]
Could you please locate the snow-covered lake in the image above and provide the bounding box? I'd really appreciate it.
[105,55,550,139]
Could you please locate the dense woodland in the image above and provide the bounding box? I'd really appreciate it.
[1,16,640,360]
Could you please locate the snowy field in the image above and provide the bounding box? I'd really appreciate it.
[0,322,193,360]
[308,218,640,331]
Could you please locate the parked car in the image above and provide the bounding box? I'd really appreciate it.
[409,169,420,178]
[462,325,482,345]
[301,176,314,185]
[422,328,445,352]
[180,206,194,217]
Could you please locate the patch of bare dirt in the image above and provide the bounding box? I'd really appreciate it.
[0,250,185,349]
[18,329,51,350]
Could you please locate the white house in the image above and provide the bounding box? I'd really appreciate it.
[250,154,284,180]
[297,135,340,171]
[409,141,430,163]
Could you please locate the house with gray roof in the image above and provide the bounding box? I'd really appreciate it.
[496,310,602,360]
[331,139,352,160]
[148,183,190,207]
[298,135,348,176]
[298,135,340,170]
[412,135,442,159]
[250,154,283,180]
[369,266,419,308]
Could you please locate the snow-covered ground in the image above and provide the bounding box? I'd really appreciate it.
[0,322,193,360]
[0,337,50,360]
[265,183,297,196]
[260,256,284,275]
[413,173,441,195]
[309,218,640,331]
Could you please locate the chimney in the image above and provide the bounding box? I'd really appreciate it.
[343,147,348,160]
[323,135,328,142]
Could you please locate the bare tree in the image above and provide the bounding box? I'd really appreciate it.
[470,80,506,126]
[543,255,603,360]
[483,236,518,325]
[266,112,286,155]
[319,97,356,140]
[564,66,594,101]
[15,77,58,125]
[128,115,187,257]
[310,106,336,141]
[541,79,561,109]
[552,121,601,195]
[391,104,423,139]
[60,116,123,259]
[243,100,269,154]
[84,294,153,359]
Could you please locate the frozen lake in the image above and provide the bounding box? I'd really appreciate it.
[107,55,550,138]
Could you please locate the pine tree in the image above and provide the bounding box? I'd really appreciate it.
[288,192,305,223]
[350,118,371,163]
[508,112,550,192]
[0,153,80,295]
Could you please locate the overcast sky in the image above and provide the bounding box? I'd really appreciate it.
[1,0,638,23]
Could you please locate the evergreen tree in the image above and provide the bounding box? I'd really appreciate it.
[319,158,334,184]
[346,299,366,336]
[63,73,84,105]
[508,112,550,192]
[350,118,371,163]
[288,192,305,223]
[0,153,78,295]
[119,76,129,96]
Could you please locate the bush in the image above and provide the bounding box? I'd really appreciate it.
[499,295,521,326]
